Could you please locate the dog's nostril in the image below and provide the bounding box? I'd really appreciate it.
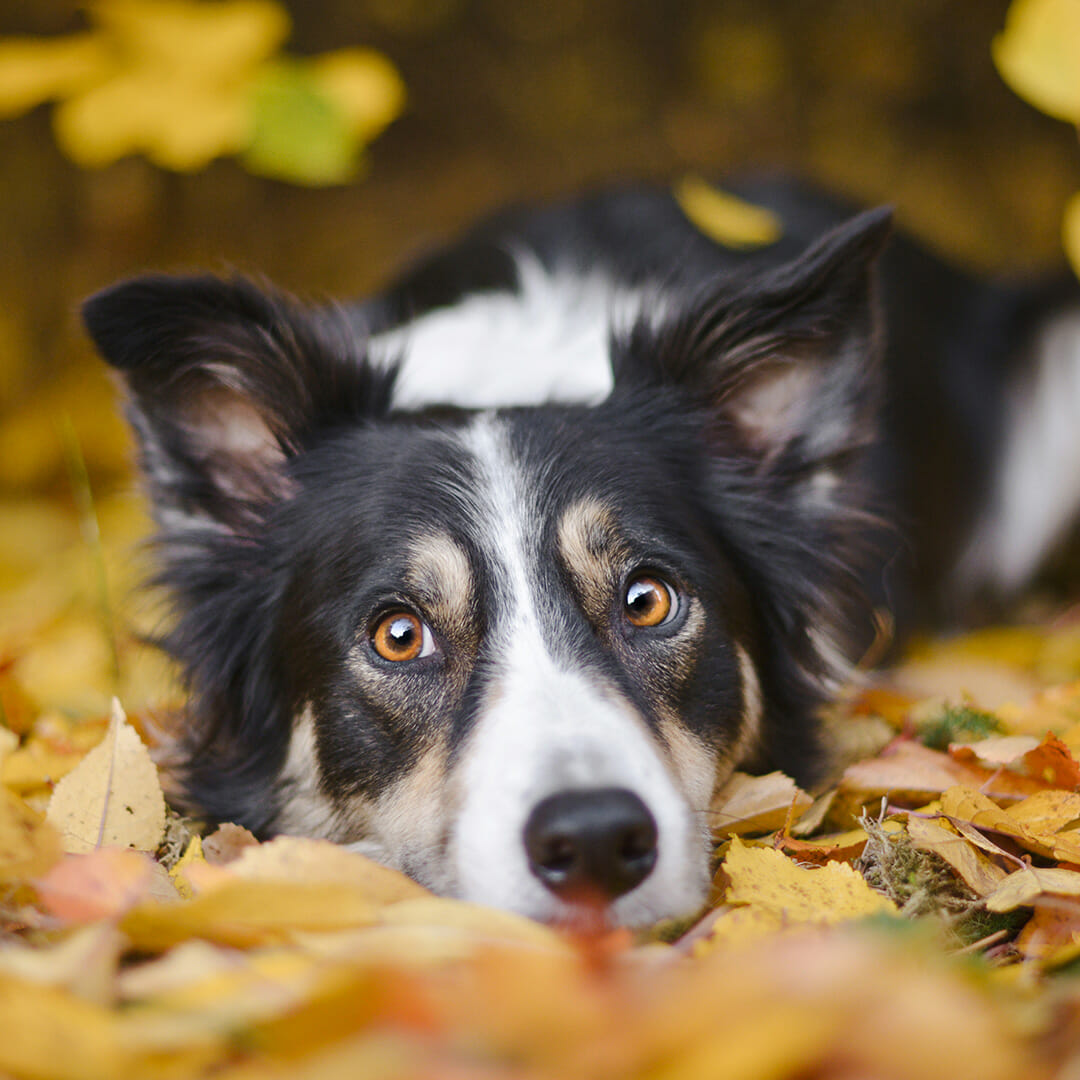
[523,787,658,902]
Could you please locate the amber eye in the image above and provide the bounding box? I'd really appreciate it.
[623,575,676,628]
[371,611,433,662]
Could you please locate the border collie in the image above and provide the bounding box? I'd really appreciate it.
[83,178,1080,926]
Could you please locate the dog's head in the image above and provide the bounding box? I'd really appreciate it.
[84,207,889,926]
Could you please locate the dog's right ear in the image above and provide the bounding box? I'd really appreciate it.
[83,274,394,532]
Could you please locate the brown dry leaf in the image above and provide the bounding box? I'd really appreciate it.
[35,847,164,923]
[949,734,1040,767]
[776,828,869,866]
[839,739,998,803]
[986,864,1080,912]
[1014,899,1080,962]
[46,699,166,854]
[708,770,812,837]
[225,835,430,904]
[906,815,1008,897]
[0,785,62,884]
[201,821,259,864]
[1022,732,1080,789]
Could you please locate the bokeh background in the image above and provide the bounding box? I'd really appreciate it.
[0,0,1078,715]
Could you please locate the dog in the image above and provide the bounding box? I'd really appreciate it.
[83,177,1080,926]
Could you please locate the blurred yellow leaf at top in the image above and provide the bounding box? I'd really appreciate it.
[994,0,1080,124]
[674,175,783,250]
[56,0,290,170]
[0,35,110,118]
[310,49,406,142]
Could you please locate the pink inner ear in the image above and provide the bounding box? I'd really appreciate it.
[179,383,294,504]
[725,360,823,460]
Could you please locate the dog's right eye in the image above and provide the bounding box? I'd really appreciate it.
[370,611,434,662]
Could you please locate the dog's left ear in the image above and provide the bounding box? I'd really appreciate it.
[619,206,892,471]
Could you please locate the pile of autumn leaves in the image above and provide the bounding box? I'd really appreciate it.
[3,641,1080,1078]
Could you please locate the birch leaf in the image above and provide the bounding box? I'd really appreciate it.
[45,699,166,854]
[674,176,783,249]
[709,771,812,838]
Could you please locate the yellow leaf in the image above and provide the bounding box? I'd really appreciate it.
[722,836,896,921]
[168,835,205,900]
[54,73,251,170]
[692,905,784,956]
[905,816,1007,897]
[0,786,62,884]
[674,176,782,249]
[0,924,125,1004]
[985,864,1080,911]
[91,0,290,76]
[121,879,379,950]
[379,897,566,949]
[0,35,111,118]
[310,48,406,140]
[993,0,1080,123]
[224,835,429,905]
[709,770,812,838]
[0,976,122,1080]
[1065,190,1080,282]
[1007,789,1080,834]
[36,848,163,923]
[45,699,166,854]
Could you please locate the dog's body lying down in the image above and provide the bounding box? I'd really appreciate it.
[84,178,1080,926]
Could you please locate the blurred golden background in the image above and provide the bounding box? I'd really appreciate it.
[0,0,1078,717]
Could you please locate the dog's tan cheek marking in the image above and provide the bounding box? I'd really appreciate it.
[730,642,765,769]
[658,719,717,814]
[556,497,626,625]
[274,707,370,841]
[368,739,454,891]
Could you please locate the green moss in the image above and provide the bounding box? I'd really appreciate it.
[916,705,1004,751]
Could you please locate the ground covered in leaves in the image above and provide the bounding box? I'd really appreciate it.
[6,468,1080,1079]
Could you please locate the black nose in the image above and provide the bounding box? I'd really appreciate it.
[523,787,658,901]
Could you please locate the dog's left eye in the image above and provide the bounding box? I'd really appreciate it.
[370,610,436,662]
[623,574,678,628]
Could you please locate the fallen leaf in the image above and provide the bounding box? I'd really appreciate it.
[1022,732,1080,789]
[949,734,1040,767]
[1015,898,1080,962]
[776,828,869,866]
[225,835,430,904]
[0,34,110,118]
[0,786,62,884]
[906,815,1007,897]
[708,770,812,837]
[35,847,162,922]
[168,835,204,899]
[120,879,380,950]
[46,699,166,854]
[721,836,897,922]
[986,864,1080,912]
[0,924,125,1004]
[201,821,259,864]
[673,176,782,249]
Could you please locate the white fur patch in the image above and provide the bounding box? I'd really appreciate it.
[448,414,708,924]
[957,307,1080,592]
[371,257,656,410]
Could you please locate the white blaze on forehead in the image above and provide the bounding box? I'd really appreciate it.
[450,414,707,924]
[371,258,659,410]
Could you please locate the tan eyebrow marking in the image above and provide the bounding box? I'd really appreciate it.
[556,496,629,624]
[405,531,476,640]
